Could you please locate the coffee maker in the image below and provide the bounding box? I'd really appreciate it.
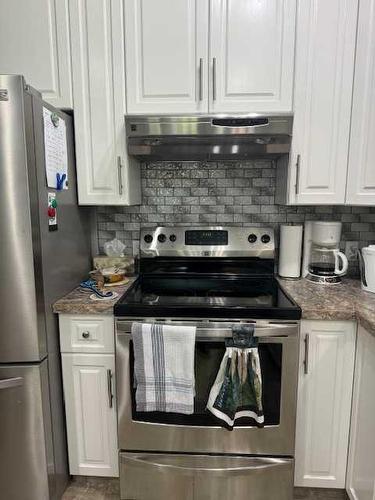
[302,221,348,284]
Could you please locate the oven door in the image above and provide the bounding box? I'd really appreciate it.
[116,319,299,456]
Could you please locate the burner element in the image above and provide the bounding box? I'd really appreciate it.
[248,233,257,243]
[144,234,153,243]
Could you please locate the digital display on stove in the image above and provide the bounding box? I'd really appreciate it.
[185,230,228,246]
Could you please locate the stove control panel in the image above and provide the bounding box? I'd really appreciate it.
[140,226,274,258]
[185,229,228,246]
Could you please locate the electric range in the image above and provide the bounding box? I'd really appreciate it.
[115,226,301,500]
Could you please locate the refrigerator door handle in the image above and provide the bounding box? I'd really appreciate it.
[0,376,23,390]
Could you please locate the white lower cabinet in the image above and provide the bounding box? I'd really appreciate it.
[59,314,118,477]
[346,325,375,500]
[61,353,118,477]
[295,320,356,488]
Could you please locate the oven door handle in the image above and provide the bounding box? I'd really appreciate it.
[121,453,292,475]
[116,322,298,339]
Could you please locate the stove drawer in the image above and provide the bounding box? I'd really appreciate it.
[120,453,294,500]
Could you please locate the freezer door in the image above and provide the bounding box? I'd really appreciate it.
[0,360,52,500]
[120,453,294,500]
[0,74,45,362]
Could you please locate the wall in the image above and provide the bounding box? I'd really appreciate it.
[96,161,375,275]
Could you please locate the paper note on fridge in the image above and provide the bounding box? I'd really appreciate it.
[43,107,68,190]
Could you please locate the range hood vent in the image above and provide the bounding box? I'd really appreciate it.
[126,115,293,161]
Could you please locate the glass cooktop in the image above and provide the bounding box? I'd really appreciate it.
[114,276,301,320]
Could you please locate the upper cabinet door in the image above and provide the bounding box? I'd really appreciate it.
[290,0,358,205]
[209,0,296,113]
[346,0,375,205]
[0,0,72,108]
[124,0,209,114]
[70,0,141,205]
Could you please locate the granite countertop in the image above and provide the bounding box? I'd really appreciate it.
[53,274,375,336]
[279,278,375,336]
[53,277,136,315]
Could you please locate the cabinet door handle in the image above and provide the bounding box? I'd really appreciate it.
[199,58,203,101]
[303,334,309,375]
[107,369,113,408]
[117,156,123,196]
[82,331,90,339]
[212,57,217,101]
[295,154,301,195]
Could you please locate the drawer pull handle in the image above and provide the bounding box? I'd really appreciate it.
[82,331,90,339]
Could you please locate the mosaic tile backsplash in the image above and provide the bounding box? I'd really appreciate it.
[96,161,375,275]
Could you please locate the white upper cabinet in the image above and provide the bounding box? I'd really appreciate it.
[70,0,140,205]
[124,0,209,114]
[209,0,296,113]
[124,0,296,114]
[287,0,358,205]
[295,320,356,488]
[346,0,375,205]
[0,0,72,108]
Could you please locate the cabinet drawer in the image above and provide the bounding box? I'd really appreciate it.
[59,315,114,353]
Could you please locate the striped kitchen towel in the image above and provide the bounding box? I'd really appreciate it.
[132,322,196,414]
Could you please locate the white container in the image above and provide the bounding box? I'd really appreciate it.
[278,224,303,278]
[359,245,375,293]
[311,221,342,248]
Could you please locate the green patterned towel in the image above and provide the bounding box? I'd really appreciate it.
[206,347,264,429]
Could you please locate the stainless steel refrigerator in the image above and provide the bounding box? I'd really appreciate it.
[0,75,92,500]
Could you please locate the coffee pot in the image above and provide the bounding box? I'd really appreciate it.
[303,221,349,284]
[308,245,348,278]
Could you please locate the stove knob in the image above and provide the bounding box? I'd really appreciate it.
[169,234,177,242]
[248,233,257,244]
[144,234,153,244]
[158,233,167,243]
[261,234,271,244]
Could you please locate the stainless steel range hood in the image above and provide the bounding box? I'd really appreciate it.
[126,115,293,161]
